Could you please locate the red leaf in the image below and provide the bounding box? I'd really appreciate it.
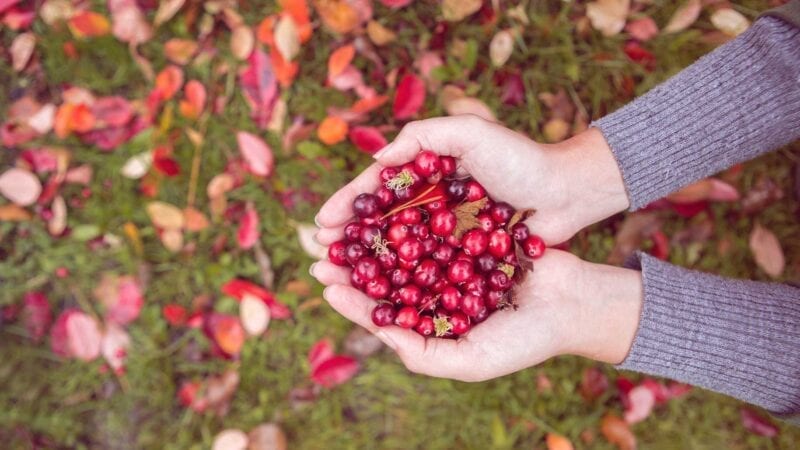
[23,292,51,342]
[2,6,35,30]
[392,73,426,120]
[0,0,22,15]
[308,338,335,372]
[212,315,245,357]
[237,202,260,249]
[153,146,181,177]
[240,49,280,129]
[91,96,133,128]
[311,355,359,388]
[178,380,204,411]
[348,126,387,153]
[66,311,102,361]
[105,277,143,325]
[740,407,779,437]
[236,131,274,177]
[162,304,187,326]
[579,366,609,401]
[625,17,659,42]
[623,42,656,71]
[624,385,655,424]
[649,230,669,260]
[666,381,692,399]
[221,278,292,320]
[496,71,525,106]
[640,378,670,404]
[50,309,76,357]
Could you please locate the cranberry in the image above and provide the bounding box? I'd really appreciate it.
[465,181,486,201]
[360,213,387,229]
[522,235,546,258]
[450,312,470,335]
[432,243,455,266]
[377,251,398,270]
[503,251,518,266]
[400,163,423,186]
[389,268,411,286]
[476,214,494,232]
[372,303,397,326]
[345,243,368,266]
[380,166,399,182]
[375,187,394,208]
[397,208,422,225]
[446,180,467,202]
[440,156,457,176]
[440,286,462,311]
[414,150,441,177]
[485,290,505,310]
[360,225,382,247]
[488,270,512,291]
[490,202,514,225]
[413,259,440,287]
[388,224,411,245]
[398,257,419,270]
[398,284,422,306]
[463,274,487,296]
[511,222,530,242]
[445,234,461,247]
[475,253,497,273]
[425,199,446,212]
[415,316,435,336]
[395,187,414,201]
[411,223,429,239]
[447,259,473,284]
[420,236,438,255]
[461,294,485,317]
[430,278,449,293]
[487,229,512,258]
[454,251,472,262]
[462,229,488,256]
[430,210,457,237]
[473,307,489,323]
[344,222,362,242]
[395,306,420,329]
[328,241,348,266]
[351,270,366,288]
[366,276,391,299]
[353,193,380,218]
[354,257,380,281]
[397,239,423,261]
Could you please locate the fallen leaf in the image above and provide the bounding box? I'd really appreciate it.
[121,151,153,179]
[328,44,355,78]
[101,322,130,370]
[349,126,387,153]
[311,355,359,388]
[344,327,383,357]
[39,0,74,26]
[237,131,275,177]
[749,223,784,278]
[221,279,292,320]
[580,366,608,401]
[601,414,637,450]
[146,201,184,230]
[23,292,51,342]
[711,8,749,36]
[0,168,41,206]
[10,32,35,72]
[248,423,288,450]
[281,0,313,43]
[240,49,280,128]
[66,311,102,361]
[213,429,249,450]
[442,0,481,21]
[48,195,67,236]
[0,204,32,221]
[741,177,784,214]
[183,207,209,232]
[231,25,255,61]
[240,294,271,336]
[155,65,184,101]
[274,15,301,61]
[663,0,701,33]
[740,407,779,437]
[314,0,360,34]
[453,198,489,239]
[624,385,656,424]
[179,80,206,119]
[489,30,514,67]
[212,315,246,356]
[162,304,187,326]
[586,0,630,36]
[68,11,110,38]
[625,17,658,41]
[607,212,662,265]
[208,173,236,199]
[154,0,185,27]
[164,38,198,65]
[666,178,739,203]
[109,0,152,44]
[28,103,56,134]
[546,433,574,450]
[317,116,349,145]
[238,202,260,250]
[367,20,396,45]
[94,274,144,326]
[393,74,426,120]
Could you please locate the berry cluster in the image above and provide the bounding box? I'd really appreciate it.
[328,150,546,338]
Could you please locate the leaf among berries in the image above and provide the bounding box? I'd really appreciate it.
[506,208,535,231]
[452,197,489,239]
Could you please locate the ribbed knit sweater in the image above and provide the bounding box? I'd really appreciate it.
[593,7,800,423]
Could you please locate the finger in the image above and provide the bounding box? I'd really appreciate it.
[374,116,488,167]
[316,164,382,228]
[315,225,345,246]
[310,260,351,286]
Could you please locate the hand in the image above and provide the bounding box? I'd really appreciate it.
[311,249,643,381]
[314,115,629,247]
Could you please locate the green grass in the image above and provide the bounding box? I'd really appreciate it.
[2,0,800,448]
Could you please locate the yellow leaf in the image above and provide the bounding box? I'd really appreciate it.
[314,0,359,34]
[274,15,300,61]
[146,201,184,230]
[489,30,514,67]
[230,25,255,61]
[442,0,481,22]
[711,8,750,37]
[367,21,396,46]
[663,0,701,33]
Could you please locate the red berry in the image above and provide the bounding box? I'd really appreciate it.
[522,235,546,259]
[397,239,423,261]
[485,290,505,311]
[473,307,489,323]
[344,222,362,242]
[345,243,368,266]
[475,253,497,273]
[389,268,411,286]
[376,187,394,208]
[461,293,485,317]
[430,278,449,293]
[398,285,422,306]
[414,150,441,178]
[465,181,486,201]
[351,270,367,288]
[410,223,429,239]
[445,234,461,248]
[377,250,398,270]
[430,210,457,237]
[380,166,400,183]
[440,156,457,176]
[462,229,488,256]
[490,202,514,225]
[450,312,470,335]
[360,225,382,247]
[487,229,512,258]
[413,259,440,287]
[414,316,435,336]
[511,222,530,242]
[397,207,422,225]
[463,274,487,297]
[388,224,411,245]
[432,243,455,266]
[488,270,512,291]
[394,187,414,202]
[398,257,419,271]
[476,214,494,232]
[420,237,438,255]
[395,306,420,329]
[440,286,462,311]
[365,276,391,299]
[372,303,397,326]
[328,241,348,266]
[424,199,446,212]
[353,193,380,218]
[447,259,474,284]
[446,180,467,202]
[354,257,380,281]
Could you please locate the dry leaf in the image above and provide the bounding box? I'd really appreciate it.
[624,385,656,424]
[453,198,489,239]
[586,0,630,36]
[314,0,360,34]
[248,423,287,450]
[164,39,198,65]
[160,228,183,252]
[367,20,396,46]
[0,204,32,221]
[297,223,327,259]
[442,0,481,22]
[146,201,184,230]
[237,131,275,177]
[749,223,784,278]
[317,116,349,145]
[274,15,301,61]
[231,25,255,60]
[663,0,701,33]
[328,44,356,78]
[213,429,249,450]
[625,17,658,41]
[208,173,235,199]
[240,294,271,336]
[121,151,153,179]
[48,195,67,236]
[546,433,574,450]
[0,168,42,206]
[711,8,750,36]
[607,212,662,265]
[183,207,210,232]
[489,30,514,67]
[154,0,186,27]
[543,118,570,143]
[11,32,35,72]
[205,369,240,416]
[66,311,102,361]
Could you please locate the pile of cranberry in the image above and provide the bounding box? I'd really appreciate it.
[328,150,545,338]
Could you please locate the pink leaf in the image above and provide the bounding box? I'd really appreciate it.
[707,178,740,202]
[240,49,279,129]
[624,385,656,424]
[0,0,22,15]
[105,277,144,325]
[625,17,659,41]
[101,322,130,370]
[237,202,260,249]
[108,0,152,44]
[308,338,336,372]
[392,74,426,120]
[311,355,359,388]
[0,168,41,206]
[236,131,274,177]
[50,309,76,357]
[23,292,51,342]
[91,96,134,128]
[66,311,102,361]
[349,126,387,153]
[221,278,292,320]
[380,0,413,8]
[740,407,779,437]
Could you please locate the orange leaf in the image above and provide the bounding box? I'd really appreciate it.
[68,11,110,38]
[155,65,184,101]
[317,116,348,145]
[256,15,277,46]
[601,414,637,450]
[164,38,198,65]
[179,80,206,119]
[183,207,209,232]
[213,316,245,356]
[351,95,388,114]
[328,44,355,78]
[270,50,299,88]
[280,0,312,42]
[54,103,95,138]
[313,0,359,34]
[546,433,575,450]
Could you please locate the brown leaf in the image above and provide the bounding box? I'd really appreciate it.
[601,414,637,450]
[344,327,383,358]
[663,0,702,33]
[442,0,481,21]
[607,212,662,265]
[749,223,784,278]
[248,423,287,450]
[314,0,360,34]
[586,0,630,36]
[506,209,534,232]
[154,0,186,27]
[0,204,32,221]
[453,198,489,239]
[146,201,184,230]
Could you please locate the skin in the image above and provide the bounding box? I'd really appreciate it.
[312,115,643,381]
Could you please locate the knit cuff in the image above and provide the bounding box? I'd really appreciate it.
[617,252,800,416]
[594,17,800,210]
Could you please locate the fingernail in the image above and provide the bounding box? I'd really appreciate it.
[314,214,322,227]
[309,263,317,277]
[375,330,398,351]
[322,286,332,300]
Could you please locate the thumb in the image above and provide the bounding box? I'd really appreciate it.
[374,116,486,166]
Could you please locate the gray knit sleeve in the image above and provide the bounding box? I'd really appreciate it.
[594,17,800,210]
[618,252,800,419]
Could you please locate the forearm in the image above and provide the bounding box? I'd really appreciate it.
[593,16,800,210]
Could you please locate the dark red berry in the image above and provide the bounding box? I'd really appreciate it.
[446,180,467,202]
[511,222,530,242]
[372,303,397,326]
[485,290,505,311]
[377,250,398,270]
[440,156,457,176]
[461,293,485,317]
[487,229,512,258]
[395,306,420,329]
[414,316,435,336]
[450,312,470,335]
[410,223,429,239]
[430,278,448,293]
[397,239,423,261]
[473,307,489,323]
[345,243,368,266]
[354,257,380,281]
[351,270,367,288]
[522,235,546,259]
[488,270,512,291]
[388,223,411,245]
[389,268,411,286]
[397,207,422,225]
[395,187,414,201]
[353,193,380,218]
[413,259,440,287]
[440,286,462,311]
[376,187,394,208]
[432,243,455,266]
[475,253,497,273]
[447,259,474,284]
[380,166,400,183]
[462,229,488,256]
[503,251,518,266]
[360,225,382,247]
[430,210,457,237]
[463,274,487,297]
[328,241,348,266]
[465,181,486,202]
[490,202,514,225]
[344,222,363,242]
[398,284,422,306]
[365,276,391,299]
[414,150,441,178]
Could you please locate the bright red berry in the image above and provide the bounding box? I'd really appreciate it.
[440,286,462,311]
[377,251,398,270]
[366,276,391,299]
[375,187,394,208]
[430,210,457,237]
[414,316,435,336]
[395,306,420,328]
[461,293,485,317]
[372,303,396,326]
[431,243,455,267]
[397,239,423,261]
[522,235,546,259]
[397,207,422,225]
[388,223,411,245]
[398,284,423,306]
[354,257,380,281]
[450,312,470,335]
[487,229,512,258]
[462,229,489,256]
[413,259,440,287]
[465,181,486,201]
[447,259,474,284]
[414,150,441,177]
[380,166,400,183]
[440,156,457,176]
[328,241,348,266]
[476,214,494,232]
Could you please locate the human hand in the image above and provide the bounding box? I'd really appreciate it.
[311,249,643,381]
[314,115,629,247]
